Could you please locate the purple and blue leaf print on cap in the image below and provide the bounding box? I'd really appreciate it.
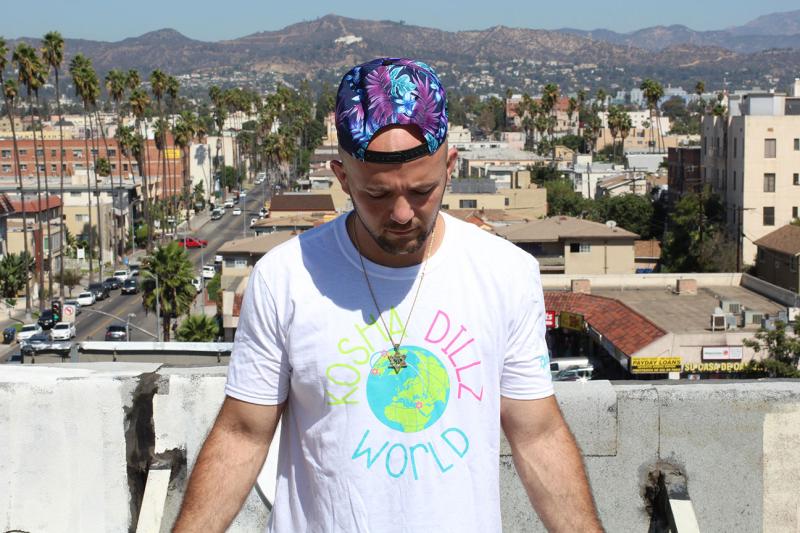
[334,57,448,161]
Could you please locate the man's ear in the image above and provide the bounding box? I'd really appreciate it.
[330,159,351,196]
[446,146,458,182]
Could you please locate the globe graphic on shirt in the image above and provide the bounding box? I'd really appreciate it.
[366,345,450,433]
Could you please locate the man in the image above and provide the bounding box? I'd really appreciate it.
[175,58,602,532]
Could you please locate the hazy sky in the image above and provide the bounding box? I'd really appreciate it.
[1,0,798,41]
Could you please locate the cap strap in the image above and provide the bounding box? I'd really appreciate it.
[363,143,429,164]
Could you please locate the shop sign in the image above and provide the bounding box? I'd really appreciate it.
[559,311,585,332]
[630,356,682,374]
[545,311,556,329]
[702,346,743,361]
[684,362,747,373]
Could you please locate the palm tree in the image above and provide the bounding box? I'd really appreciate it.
[694,81,706,113]
[1,38,32,315]
[13,43,48,309]
[177,314,219,342]
[69,53,100,281]
[42,31,66,300]
[141,242,196,341]
[607,106,621,163]
[640,79,665,153]
[166,75,180,227]
[105,69,128,262]
[129,86,153,251]
[173,111,196,231]
[149,70,168,214]
[618,111,633,163]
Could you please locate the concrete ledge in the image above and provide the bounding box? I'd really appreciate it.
[1,366,798,532]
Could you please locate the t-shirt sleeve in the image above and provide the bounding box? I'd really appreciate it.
[225,265,291,405]
[501,256,554,400]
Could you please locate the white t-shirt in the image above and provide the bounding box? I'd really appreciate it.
[226,211,553,533]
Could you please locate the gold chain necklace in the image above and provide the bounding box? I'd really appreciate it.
[351,214,437,374]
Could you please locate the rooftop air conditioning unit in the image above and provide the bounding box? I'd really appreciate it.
[710,314,726,331]
[788,307,800,323]
[725,314,738,330]
[720,299,742,314]
[743,310,765,326]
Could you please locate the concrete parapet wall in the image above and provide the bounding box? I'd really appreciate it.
[542,272,743,290]
[1,365,799,532]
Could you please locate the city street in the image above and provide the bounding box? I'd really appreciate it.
[70,189,267,342]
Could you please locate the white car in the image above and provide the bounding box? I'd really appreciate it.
[77,291,96,306]
[202,265,216,280]
[250,217,259,228]
[113,270,129,282]
[50,322,76,341]
[17,324,43,342]
[224,199,234,208]
[191,277,203,293]
[232,207,242,216]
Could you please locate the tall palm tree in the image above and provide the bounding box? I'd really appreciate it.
[209,85,227,201]
[618,111,633,162]
[69,53,100,281]
[13,43,47,309]
[694,80,706,114]
[1,38,32,315]
[42,30,66,299]
[149,70,168,214]
[105,69,127,262]
[173,111,196,231]
[129,86,152,251]
[141,242,196,341]
[640,79,665,153]
[166,75,180,228]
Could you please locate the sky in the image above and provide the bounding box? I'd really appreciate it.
[1,0,798,42]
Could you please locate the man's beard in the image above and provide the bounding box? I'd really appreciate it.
[352,203,439,256]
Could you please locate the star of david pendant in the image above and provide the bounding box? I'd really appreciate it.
[387,344,407,374]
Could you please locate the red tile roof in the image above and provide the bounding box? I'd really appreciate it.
[545,291,667,356]
[8,195,62,213]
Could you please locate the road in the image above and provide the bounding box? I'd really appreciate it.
[70,189,267,342]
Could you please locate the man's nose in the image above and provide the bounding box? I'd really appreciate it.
[390,196,414,225]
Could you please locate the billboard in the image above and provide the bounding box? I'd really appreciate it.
[702,346,743,361]
[630,356,682,374]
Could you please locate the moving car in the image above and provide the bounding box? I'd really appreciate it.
[202,265,216,280]
[553,365,594,382]
[104,277,121,290]
[223,199,234,208]
[121,278,139,295]
[128,264,140,277]
[37,309,56,330]
[232,207,242,216]
[105,324,128,342]
[113,270,129,282]
[88,282,110,301]
[50,322,76,341]
[210,208,223,221]
[17,324,43,342]
[20,333,71,357]
[76,291,96,307]
[177,237,208,249]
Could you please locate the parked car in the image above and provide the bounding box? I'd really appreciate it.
[128,264,140,277]
[177,237,208,248]
[258,207,269,218]
[232,207,242,216]
[37,309,56,330]
[64,299,82,315]
[553,365,594,382]
[88,282,110,301]
[191,276,202,293]
[202,265,216,280]
[105,324,128,341]
[210,208,223,221]
[121,278,139,295]
[113,270,129,282]
[214,255,223,266]
[20,333,71,357]
[249,217,258,228]
[50,322,76,341]
[17,323,43,342]
[549,357,591,376]
[76,291,96,307]
[223,199,234,208]
[3,326,17,344]
[104,277,121,291]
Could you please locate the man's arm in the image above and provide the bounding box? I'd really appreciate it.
[173,396,285,532]
[501,395,603,532]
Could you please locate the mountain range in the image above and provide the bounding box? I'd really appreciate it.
[5,12,800,91]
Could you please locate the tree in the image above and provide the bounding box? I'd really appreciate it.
[743,320,800,377]
[0,253,33,298]
[140,242,196,341]
[589,194,654,238]
[545,179,588,217]
[0,38,32,315]
[176,314,219,342]
[640,79,665,153]
[42,31,67,299]
[129,85,153,251]
[105,68,128,260]
[54,269,83,296]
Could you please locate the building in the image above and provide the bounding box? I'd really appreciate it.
[0,193,13,255]
[457,146,546,189]
[6,194,64,274]
[667,147,701,202]
[701,86,800,265]
[634,240,662,273]
[495,216,639,274]
[753,224,800,293]
[596,174,649,197]
[267,194,337,219]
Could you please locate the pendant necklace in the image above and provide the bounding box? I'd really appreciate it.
[351,214,437,375]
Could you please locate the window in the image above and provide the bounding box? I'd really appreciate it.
[50,164,57,172]
[795,173,800,186]
[123,163,129,171]
[459,199,477,209]
[72,149,82,158]
[764,138,776,158]
[763,173,776,192]
[791,257,798,273]
[74,164,84,170]
[19,164,27,172]
[793,206,799,220]
[107,149,116,157]
[441,204,449,210]
[504,197,509,206]
[91,149,98,157]
[763,206,775,226]
[733,171,736,191]
[795,138,800,151]
[569,243,591,253]
[1,150,10,158]
[70,192,81,197]
[75,214,89,222]
[35,149,43,157]
[1,164,10,173]
[50,149,57,157]
[733,138,737,158]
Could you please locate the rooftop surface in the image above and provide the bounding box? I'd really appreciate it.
[496,216,639,243]
[592,285,785,333]
[754,224,800,256]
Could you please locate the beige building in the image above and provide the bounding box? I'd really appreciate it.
[701,88,800,266]
[753,224,800,293]
[267,193,337,219]
[495,216,639,274]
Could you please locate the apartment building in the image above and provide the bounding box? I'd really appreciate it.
[5,195,64,274]
[701,82,800,266]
